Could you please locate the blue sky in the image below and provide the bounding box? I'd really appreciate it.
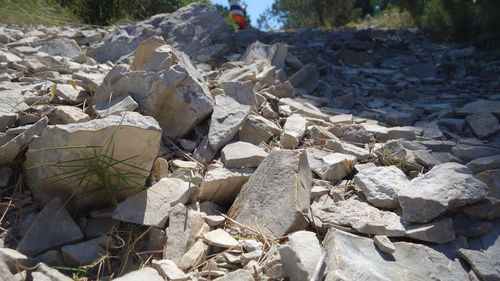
[211,0,272,25]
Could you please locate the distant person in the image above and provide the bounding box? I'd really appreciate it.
[229,0,248,30]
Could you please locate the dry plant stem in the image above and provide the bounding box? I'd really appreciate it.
[118,226,153,276]
[162,135,203,166]
[0,176,21,229]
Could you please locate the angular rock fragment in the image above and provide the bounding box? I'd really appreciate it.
[238,114,281,144]
[466,112,500,139]
[228,150,311,238]
[281,114,307,149]
[459,249,500,281]
[0,116,47,165]
[279,231,321,281]
[240,41,287,68]
[467,155,500,174]
[152,259,189,281]
[17,198,83,256]
[326,139,370,160]
[373,235,395,254]
[399,162,489,223]
[307,148,356,181]
[48,105,90,124]
[203,229,238,248]
[61,239,107,266]
[199,167,252,205]
[289,64,319,94]
[405,217,456,244]
[221,141,268,168]
[113,267,163,281]
[92,94,139,118]
[112,178,198,228]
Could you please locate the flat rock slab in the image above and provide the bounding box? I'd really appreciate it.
[199,167,253,205]
[112,178,197,228]
[466,113,500,139]
[354,165,407,209]
[17,198,83,256]
[311,195,406,237]
[0,116,47,165]
[61,239,107,267]
[221,141,268,168]
[152,259,189,281]
[467,155,500,175]
[281,114,307,149]
[373,235,395,254]
[203,229,239,248]
[113,267,163,281]
[279,231,321,281]
[323,228,469,281]
[405,217,456,244]
[307,148,356,181]
[459,249,500,281]
[228,150,311,238]
[399,162,489,223]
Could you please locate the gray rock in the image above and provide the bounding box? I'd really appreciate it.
[0,113,18,132]
[459,249,500,281]
[208,95,251,151]
[112,178,197,228]
[176,239,207,271]
[399,162,489,223]
[385,111,416,126]
[24,112,161,214]
[17,198,83,256]
[279,98,330,121]
[220,81,258,110]
[453,213,492,237]
[213,269,254,281]
[228,150,311,238]
[34,263,73,281]
[451,144,500,162]
[61,239,107,267]
[47,105,90,125]
[278,231,321,281]
[0,117,48,166]
[0,166,12,188]
[289,64,319,94]
[203,228,238,248]
[221,141,268,168]
[53,84,87,105]
[93,39,214,139]
[373,235,395,254]
[84,218,120,238]
[326,139,370,160]
[0,248,31,272]
[456,100,500,116]
[323,228,469,281]
[240,41,287,68]
[466,113,500,139]
[354,166,408,209]
[476,169,500,199]
[281,114,307,149]
[35,38,85,62]
[307,148,356,181]
[405,217,456,244]
[461,198,500,221]
[113,267,163,281]
[152,259,189,281]
[34,250,64,267]
[164,204,208,265]
[361,123,416,141]
[311,195,406,236]
[467,155,500,174]
[92,94,139,118]
[199,167,252,205]
[238,114,281,144]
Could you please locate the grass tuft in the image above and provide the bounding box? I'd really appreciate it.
[0,0,79,26]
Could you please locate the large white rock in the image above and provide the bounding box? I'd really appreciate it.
[306,148,357,181]
[199,167,253,205]
[112,178,198,228]
[323,228,469,281]
[399,162,489,223]
[354,166,408,209]
[221,141,268,168]
[238,114,281,144]
[24,112,161,214]
[281,114,307,149]
[228,150,312,238]
[92,38,214,139]
[279,231,321,281]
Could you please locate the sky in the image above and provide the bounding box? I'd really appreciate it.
[210,0,272,25]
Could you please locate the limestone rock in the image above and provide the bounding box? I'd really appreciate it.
[456,100,500,116]
[24,112,161,214]
[307,148,357,181]
[466,113,500,139]
[353,166,408,209]
[326,139,370,160]
[112,178,198,228]
[17,198,83,256]
[467,155,500,174]
[228,150,311,238]
[240,41,287,69]
[399,162,489,223]
[35,38,85,62]
[289,64,319,94]
[323,228,469,281]
[152,259,189,281]
[281,114,307,149]
[203,229,239,248]
[0,116,47,165]
[208,95,251,151]
[459,249,500,281]
[61,239,107,267]
[451,144,500,162]
[221,141,268,168]
[113,267,163,281]
[48,105,90,124]
[373,235,395,254]
[199,167,253,205]
[238,114,281,144]
[405,217,456,244]
[92,94,139,118]
[279,231,321,281]
[213,269,254,281]
[476,169,500,199]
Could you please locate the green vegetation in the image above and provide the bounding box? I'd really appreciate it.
[376,149,425,175]
[0,0,79,26]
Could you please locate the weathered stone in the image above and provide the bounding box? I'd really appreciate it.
[466,113,500,139]
[220,81,258,110]
[17,198,83,256]
[48,105,90,124]
[152,157,169,181]
[459,249,500,281]
[307,148,356,181]
[240,239,263,252]
[451,144,500,162]
[213,269,254,281]
[279,98,330,121]
[461,198,500,221]
[467,155,500,174]
[238,114,281,144]
[35,38,85,62]
[152,259,189,281]
[221,141,268,168]
[34,263,73,281]
[93,40,214,139]
[112,178,198,228]
[453,213,492,237]
[279,231,321,281]
[361,123,416,141]
[199,167,252,205]
[113,267,163,281]
[85,218,119,238]
[0,248,31,272]
[240,41,287,69]
[399,162,489,223]
[34,250,64,267]
[61,239,107,267]
[405,217,456,244]
[385,111,416,126]
[323,228,469,281]
[281,114,307,149]
[203,229,238,248]
[171,160,199,170]
[177,239,207,271]
[53,84,88,105]
[373,235,395,254]
[311,195,406,236]
[456,100,500,116]
[24,112,161,214]
[476,169,500,199]
[326,139,370,160]
[289,64,319,94]
[0,117,47,165]
[208,95,251,151]
[204,215,225,226]
[340,49,373,66]
[164,204,208,264]
[228,150,311,238]
[0,113,17,132]
[354,166,407,209]
[92,94,139,118]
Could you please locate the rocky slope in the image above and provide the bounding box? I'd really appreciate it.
[0,3,499,281]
